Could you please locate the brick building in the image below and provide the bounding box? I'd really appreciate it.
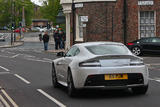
[61,0,159,49]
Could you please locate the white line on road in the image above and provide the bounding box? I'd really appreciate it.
[0,72,10,75]
[0,66,10,72]
[1,89,18,107]
[11,54,20,58]
[149,78,160,83]
[14,74,30,84]
[37,89,66,107]
[27,58,52,63]
[0,94,10,107]
[43,58,53,61]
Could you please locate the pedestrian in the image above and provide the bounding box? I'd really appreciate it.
[53,30,60,50]
[59,30,65,49]
[39,33,42,41]
[42,31,49,51]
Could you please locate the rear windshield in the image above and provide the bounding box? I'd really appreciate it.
[85,44,129,55]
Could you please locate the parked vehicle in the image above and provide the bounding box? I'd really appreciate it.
[127,37,160,56]
[0,34,5,41]
[14,28,26,33]
[31,27,40,32]
[52,42,149,97]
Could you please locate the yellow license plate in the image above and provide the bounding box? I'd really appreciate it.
[104,74,128,80]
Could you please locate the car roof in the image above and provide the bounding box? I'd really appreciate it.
[74,42,124,47]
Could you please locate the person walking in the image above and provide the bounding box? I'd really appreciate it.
[42,31,49,51]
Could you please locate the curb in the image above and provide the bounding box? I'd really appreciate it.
[45,49,65,53]
[0,41,24,48]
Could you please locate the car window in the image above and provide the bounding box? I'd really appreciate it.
[65,46,80,57]
[151,38,160,42]
[85,44,129,55]
[140,38,151,43]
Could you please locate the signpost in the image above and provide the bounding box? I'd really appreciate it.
[75,3,83,8]
[138,1,154,5]
[80,16,88,22]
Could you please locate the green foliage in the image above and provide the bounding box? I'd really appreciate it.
[0,0,34,28]
[40,0,61,25]
[0,0,12,27]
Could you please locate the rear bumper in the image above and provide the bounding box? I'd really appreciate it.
[83,84,147,89]
[72,65,149,89]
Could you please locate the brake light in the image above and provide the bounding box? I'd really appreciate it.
[127,43,134,46]
[79,60,101,67]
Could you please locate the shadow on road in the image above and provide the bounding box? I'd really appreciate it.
[46,85,148,99]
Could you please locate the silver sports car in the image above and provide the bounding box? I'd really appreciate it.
[52,42,149,96]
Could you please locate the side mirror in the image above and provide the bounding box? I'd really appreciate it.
[57,52,65,57]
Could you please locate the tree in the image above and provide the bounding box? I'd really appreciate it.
[40,0,61,25]
[0,0,34,28]
[0,0,12,27]
[14,0,34,27]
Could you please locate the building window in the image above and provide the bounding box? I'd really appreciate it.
[139,11,155,38]
[76,14,83,41]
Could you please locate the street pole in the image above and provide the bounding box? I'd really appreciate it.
[72,0,75,45]
[13,1,16,42]
[112,6,114,41]
[123,0,127,45]
[11,0,14,45]
[22,0,25,27]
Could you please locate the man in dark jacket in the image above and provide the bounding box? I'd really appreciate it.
[53,30,60,50]
[42,31,49,51]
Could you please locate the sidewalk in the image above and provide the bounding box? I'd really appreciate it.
[0,41,24,48]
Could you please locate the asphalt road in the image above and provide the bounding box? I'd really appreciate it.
[0,32,160,107]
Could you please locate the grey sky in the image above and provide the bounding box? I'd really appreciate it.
[31,0,46,6]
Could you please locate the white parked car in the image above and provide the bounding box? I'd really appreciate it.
[52,42,149,97]
[0,34,5,41]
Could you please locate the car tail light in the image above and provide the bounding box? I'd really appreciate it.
[127,43,134,46]
[79,60,101,67]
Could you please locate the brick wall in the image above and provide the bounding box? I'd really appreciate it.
[70,0,160,45]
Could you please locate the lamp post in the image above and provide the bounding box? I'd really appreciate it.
[22,0,25,27]
[123,0,127,45]
[72,0,75,45]
[11,0,14,45]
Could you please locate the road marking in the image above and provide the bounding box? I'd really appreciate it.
[11,54,20,58]
[0,72,10,75]
[27,58,52,63]
[149,78,160,83]
[43,58,53,61]
[1,89,18,107]
[14,74,30,84]
[37,89,66,107]
[0,66,10,72]
[0,94,10,107]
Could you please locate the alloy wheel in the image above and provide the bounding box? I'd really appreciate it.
[132,47,141,56]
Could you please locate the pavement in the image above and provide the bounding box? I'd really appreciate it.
[0,33,65,53]
[0,41,24,48]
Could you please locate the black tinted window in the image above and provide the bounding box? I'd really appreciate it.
[139,38,151,43]
[151,38,160,42]
[85,44,129,55]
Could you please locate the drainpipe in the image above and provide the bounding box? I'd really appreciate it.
[72,0,75,45]
[123,0,127,45]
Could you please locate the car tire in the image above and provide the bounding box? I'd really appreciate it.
[67,69,77,97]
[52,64,59,88]
[132,85,148,95]
[131,47,142,56]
